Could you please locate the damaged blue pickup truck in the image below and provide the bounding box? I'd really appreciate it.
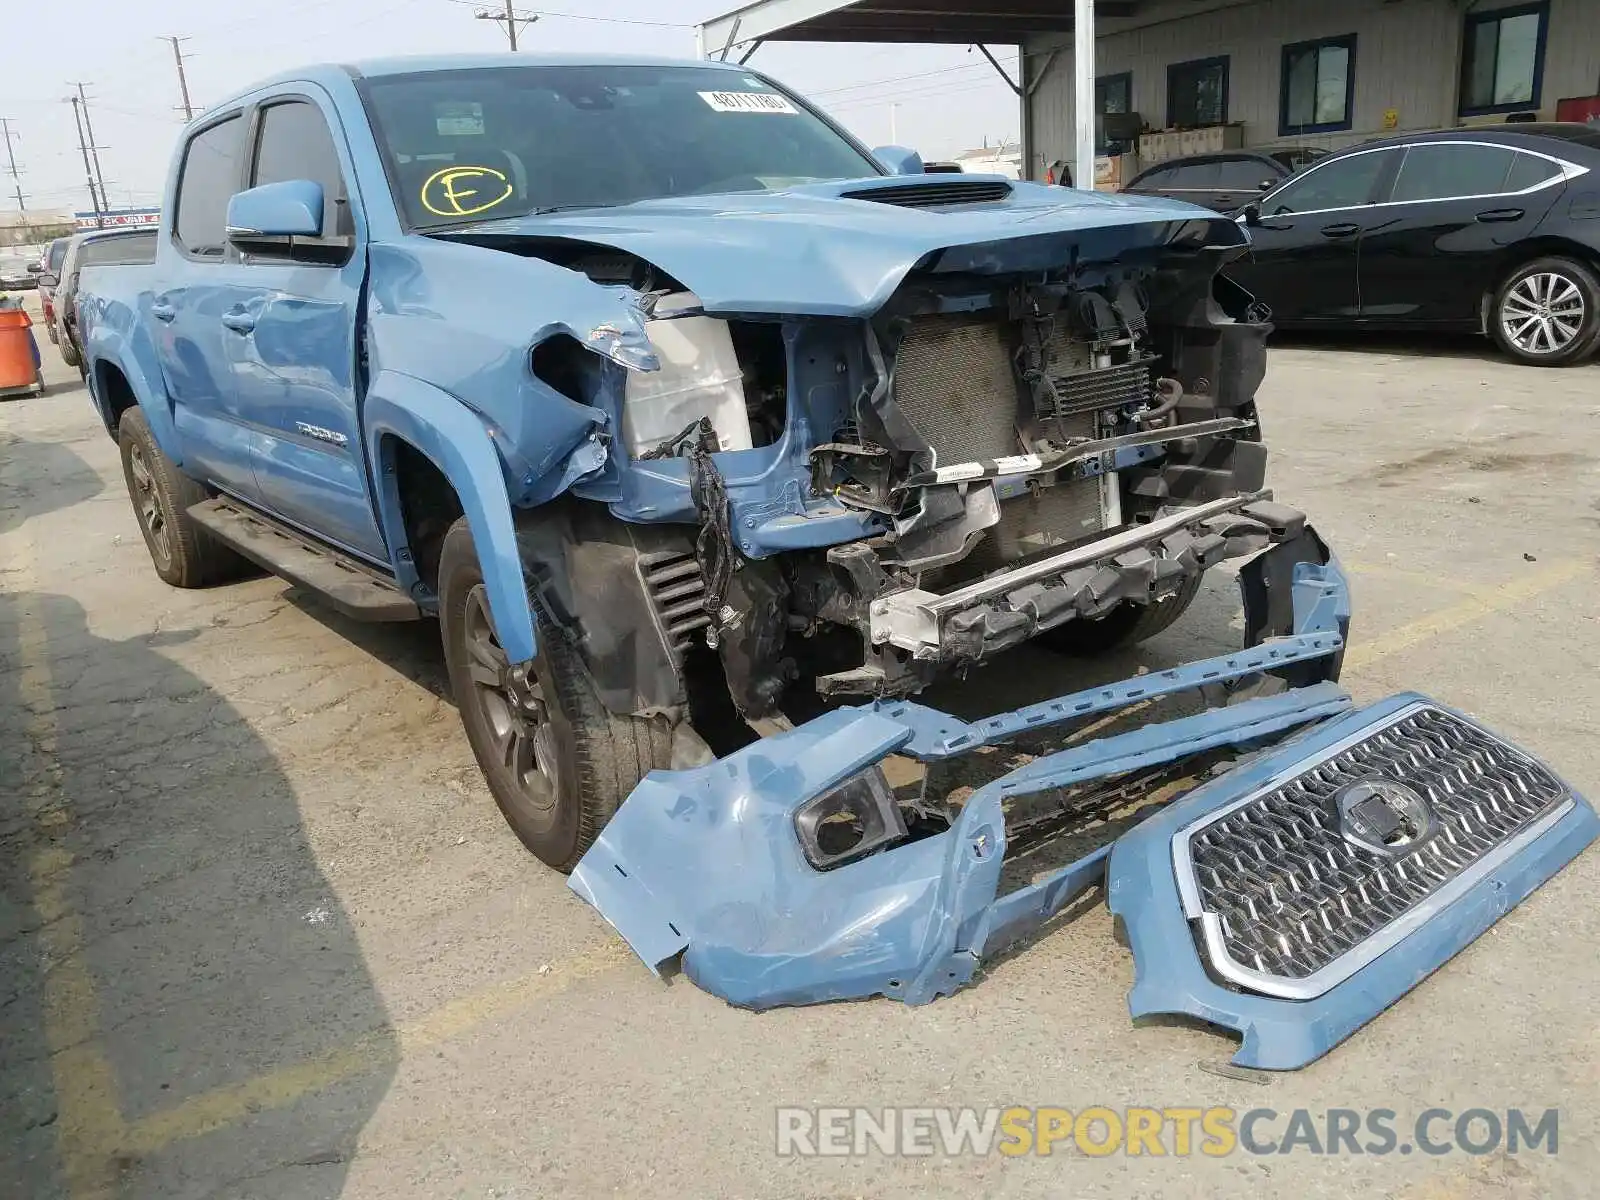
[78,54,1595,1069]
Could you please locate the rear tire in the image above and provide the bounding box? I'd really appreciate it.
[1037,574,1204,657]
[1489,256,1600,367]
[438,517,671,871]
[118,407,248,588]
[59,334,80,369]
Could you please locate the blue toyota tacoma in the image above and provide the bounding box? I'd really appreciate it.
[78,54,1595,1068]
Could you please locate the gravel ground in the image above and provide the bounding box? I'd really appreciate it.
[2,316,1598,1199]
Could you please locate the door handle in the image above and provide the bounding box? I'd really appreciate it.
[1319,222,1361,239]
[220,310,257,334]
[150,301,176,322]
[1476,208,1525,223]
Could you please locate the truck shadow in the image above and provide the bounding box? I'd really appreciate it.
[0,591,397,1199]
[0,435,105,535]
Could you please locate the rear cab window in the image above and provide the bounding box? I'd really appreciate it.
[174,114,246,258]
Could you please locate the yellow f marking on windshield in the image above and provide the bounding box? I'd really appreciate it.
[420,165,513,217]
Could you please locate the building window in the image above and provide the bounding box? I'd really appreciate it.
[1096,72,1133,152]
[1281,35,1355,135]
[1168,57,1229,128]
[1460,2,1548,115]
[1097,72,1132,118]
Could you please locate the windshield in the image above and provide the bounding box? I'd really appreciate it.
[361,64,883,229]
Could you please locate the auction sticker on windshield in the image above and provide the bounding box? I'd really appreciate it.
[699,91,798,114]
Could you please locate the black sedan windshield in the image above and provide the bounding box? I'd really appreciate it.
[362,64,882,228]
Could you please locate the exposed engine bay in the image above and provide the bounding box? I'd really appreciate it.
[486,222,1286,737]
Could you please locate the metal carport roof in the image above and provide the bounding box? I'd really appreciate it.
[695,0,1107,192]
[698,0,1132,48]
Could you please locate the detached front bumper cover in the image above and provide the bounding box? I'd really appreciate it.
[569,537,1596,1069]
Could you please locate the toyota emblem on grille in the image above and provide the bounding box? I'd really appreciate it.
[1335,778,1436,856]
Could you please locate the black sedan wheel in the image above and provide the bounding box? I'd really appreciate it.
[1490,257,1600,367]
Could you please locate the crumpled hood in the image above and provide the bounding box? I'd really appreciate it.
[453,176,1245,317]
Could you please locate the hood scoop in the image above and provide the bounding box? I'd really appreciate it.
[840,179,1014,209]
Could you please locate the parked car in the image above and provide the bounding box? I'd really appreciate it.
[36,237,71,345]
[76,53,1296,870]
[69,55,1596,1070]
[53,228,158,370]
[1228,124,1600,366]
[1121,148,1330,212]
[0,250,38,291]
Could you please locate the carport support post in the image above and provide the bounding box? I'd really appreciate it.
[1074,0,1095,191]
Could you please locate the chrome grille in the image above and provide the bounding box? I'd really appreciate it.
[1178,704,1571,999]
[892,316,1020,465]
[638,550,710,656]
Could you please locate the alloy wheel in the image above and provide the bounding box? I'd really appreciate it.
[1500,272,1587,356]
[127,443,172,570]
[461,584,560,810]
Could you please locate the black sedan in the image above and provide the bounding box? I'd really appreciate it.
[1226,124,1600,366]
[1121,148,1329,213]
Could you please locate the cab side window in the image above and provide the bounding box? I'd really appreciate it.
[1264,149,1394,214]
[174,115,245,257]
[1390,144,1519,203]
[251,100,353,240]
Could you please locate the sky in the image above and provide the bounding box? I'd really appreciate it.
[1,0,1022,218]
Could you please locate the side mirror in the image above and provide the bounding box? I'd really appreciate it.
[226,179,325,247]
[1258,179,1275,191]
[1241,202,1262,226]
[871,145,925,176]
[37,272,58,289]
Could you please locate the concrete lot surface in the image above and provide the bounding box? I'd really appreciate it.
[3,329,1599,1199]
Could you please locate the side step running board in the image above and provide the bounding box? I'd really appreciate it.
[189,499,420,622]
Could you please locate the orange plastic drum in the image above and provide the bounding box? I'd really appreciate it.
[0,307,44,397]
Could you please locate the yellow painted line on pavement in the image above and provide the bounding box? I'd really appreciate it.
[9,531,127,1200]
[123,938,633,1153]
[1344,558,1589,672]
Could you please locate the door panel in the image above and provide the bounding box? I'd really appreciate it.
[157,113,261,500]
[231,96,386,561]
[1227,149,1400,323]
[1357,146,1562,325]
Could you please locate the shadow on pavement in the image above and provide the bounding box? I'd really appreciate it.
[0,591,397,1200]
[0,435,105,535]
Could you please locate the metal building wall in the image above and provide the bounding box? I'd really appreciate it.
[1025,0,1599,177]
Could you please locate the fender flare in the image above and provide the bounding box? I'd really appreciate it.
[364,370,538,665]
[83,334,183,464]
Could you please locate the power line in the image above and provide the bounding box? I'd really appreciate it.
[474,0,537,49]
[445,1,689,28]
[1,118,24,212]
[70,84,111,217]
[67,94,104,227]
[806,58,1009,100]
[164,36,196,121]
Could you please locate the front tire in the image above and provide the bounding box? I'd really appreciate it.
[118,407,247,588]
[1489,257,1600,367]
[438,518,671,871]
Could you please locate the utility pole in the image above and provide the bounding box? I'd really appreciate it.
[68,95,104,228]
[71,83,111,217]
[0,119,24,212]
[475,1,536,50]
[164,36,195,121]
